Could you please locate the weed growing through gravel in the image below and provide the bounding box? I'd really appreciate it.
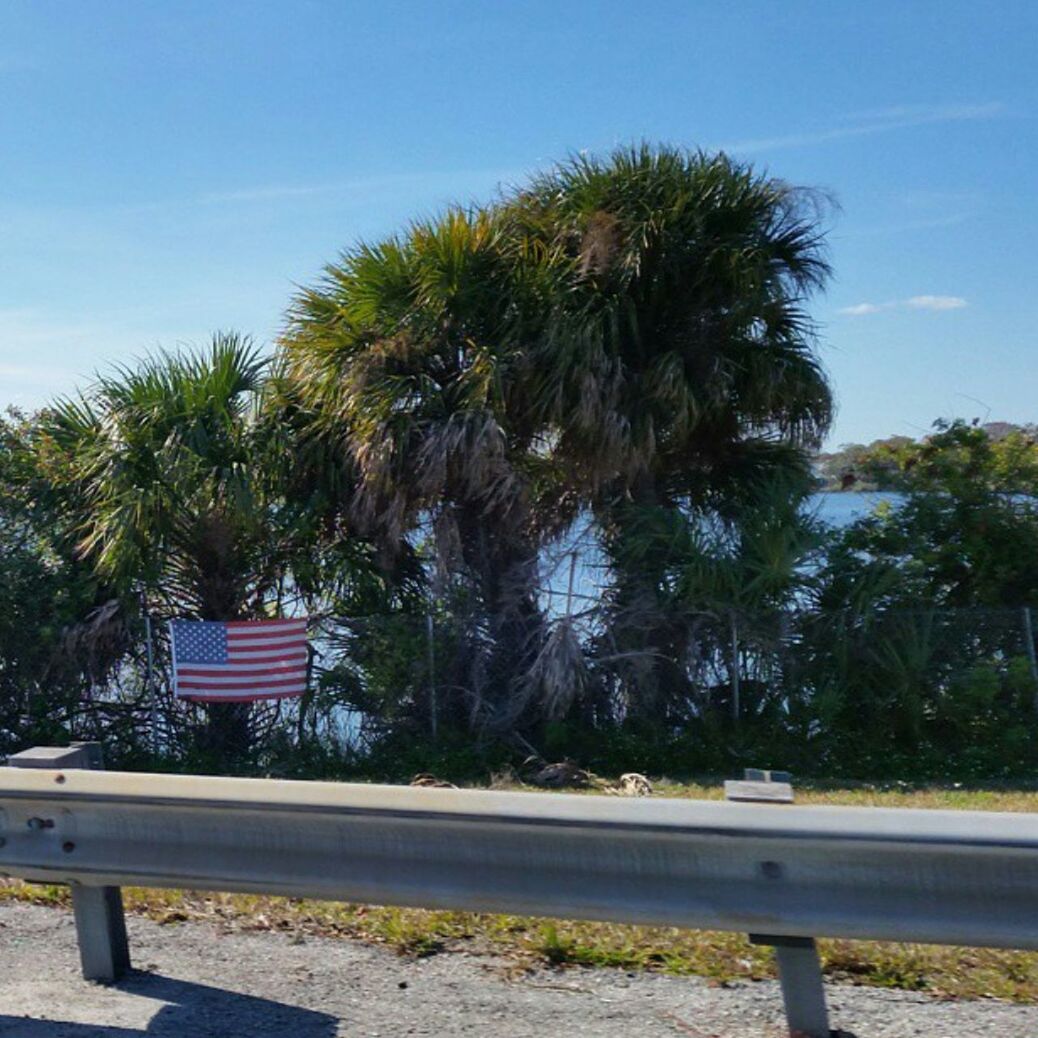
[3,780,1037,1003]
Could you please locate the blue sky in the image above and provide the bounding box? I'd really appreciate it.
[1,0,1035,447]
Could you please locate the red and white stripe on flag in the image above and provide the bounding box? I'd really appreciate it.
[171,618,308,702]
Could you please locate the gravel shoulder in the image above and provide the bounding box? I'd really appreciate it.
[2,901,1037,1038]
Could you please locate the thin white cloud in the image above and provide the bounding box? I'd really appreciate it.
[849,213,971,237]
[843,102,1003,123]
[0,308,97,347]
[0,309,137,403]
[838,296,968,317]
[900,188,985,210]
[905,295,968,311]
[720,101,1004,154]
[118,167,527,214]
[196,184,333,204]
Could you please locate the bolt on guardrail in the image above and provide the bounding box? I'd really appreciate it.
[5,748,1038,1037]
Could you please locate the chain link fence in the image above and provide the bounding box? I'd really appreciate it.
[5,602,1038,774]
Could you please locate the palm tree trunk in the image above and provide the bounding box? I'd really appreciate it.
[197,573,252,768]
[600,481,692,725]
[456,505,545,734]
[730,611,740,723]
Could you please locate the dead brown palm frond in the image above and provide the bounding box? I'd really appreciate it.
[519,618,588,721]
[578,210,623,278]
[409,774,458,789]
[614,772,654,796]
[413,411,520,515]
[529,760,592,789]
[52,598,130,683]
[431,510,464,584]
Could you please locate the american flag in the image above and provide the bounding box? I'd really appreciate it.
[170,618,308,702]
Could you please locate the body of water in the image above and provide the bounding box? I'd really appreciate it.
[807,491,904,527]
[543,492,905,612]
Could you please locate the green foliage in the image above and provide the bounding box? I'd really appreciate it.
[35,333,283,617]
[280,208,552,735]
[515,144,834,494]
[506,146,834,723]
[276,145,837,737]
[0,410,126,754]
[815,435,915,490]
[759,420,1038,776]
[830,420,1038,608]
[4,144,1038,784]
[6,341,407,767]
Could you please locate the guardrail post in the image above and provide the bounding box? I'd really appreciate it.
[749,934,830,1037]
[8,742,131,982]
[727,769,831,1038]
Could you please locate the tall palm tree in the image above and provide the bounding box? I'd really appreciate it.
[35,334,291,760]
[279,209,554,734]
[508,144,834,718]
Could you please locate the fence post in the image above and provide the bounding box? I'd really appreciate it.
[730,612,740,723]
[1022,607,1038,712]
[143,600,159,756]
[8,742,131,982]
[726,769,830,1038]
[426,612,438,740]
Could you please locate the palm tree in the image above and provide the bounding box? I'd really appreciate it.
[279,209,554,735]
[35,333,292,760]
[280,147,835,733]
[508,144,834,719]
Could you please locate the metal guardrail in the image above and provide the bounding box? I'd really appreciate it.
[2,747,1038,1037]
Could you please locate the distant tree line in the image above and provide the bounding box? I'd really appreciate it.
[815,421,1038,491]
[2,145,1037,780]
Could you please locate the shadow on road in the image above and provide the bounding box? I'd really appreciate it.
[0,970,339,1037]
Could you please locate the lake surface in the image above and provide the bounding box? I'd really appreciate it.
[544,492,905,610]
[806,491,904,527]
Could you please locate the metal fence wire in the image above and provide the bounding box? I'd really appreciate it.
[4,604,1038,763]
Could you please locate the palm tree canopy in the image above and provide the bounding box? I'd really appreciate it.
[35,333,279,618]
[280,207,554,547]
[509,143,834,505]
[277,150,837,730]
[279,208,563,731]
